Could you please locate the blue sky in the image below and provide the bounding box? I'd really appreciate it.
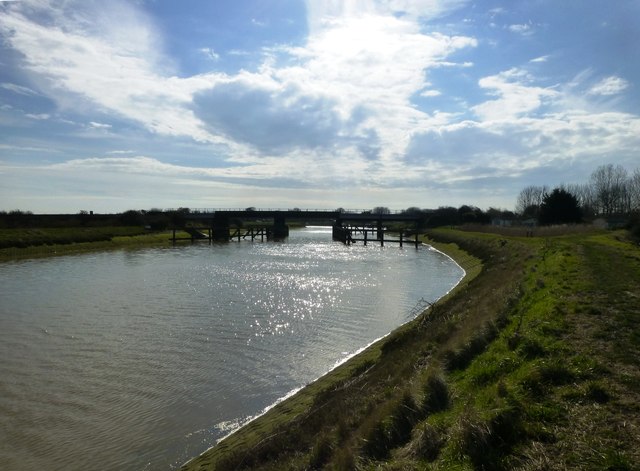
[1,0,638,213]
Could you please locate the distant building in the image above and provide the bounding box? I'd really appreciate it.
[491,218,513,227]
[593,217,627,230]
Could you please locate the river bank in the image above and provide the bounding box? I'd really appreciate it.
[0,227,190,261]
[181,228,639,470]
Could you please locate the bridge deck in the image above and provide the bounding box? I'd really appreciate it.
[186,209,421,222]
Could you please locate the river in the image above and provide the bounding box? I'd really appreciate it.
[0,226,463,470]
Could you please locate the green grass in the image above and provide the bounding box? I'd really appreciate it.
[0,226,191,260]
[180,228,640,470]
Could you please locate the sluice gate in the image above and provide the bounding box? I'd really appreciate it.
[171,209,425,247]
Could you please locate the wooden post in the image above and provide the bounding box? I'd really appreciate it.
[399,230,403,248]
[364,229,367,246]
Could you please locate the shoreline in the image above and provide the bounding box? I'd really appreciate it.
[180,240,477,467]
[179,237,482,470]
[180,228,640,470]
[0,229,191,262]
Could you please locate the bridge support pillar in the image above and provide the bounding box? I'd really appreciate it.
[270,214,289,240]
[212,216,230,241]
[332,222,349,243]
[376,219,384,241]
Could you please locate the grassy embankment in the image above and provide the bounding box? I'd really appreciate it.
[0,226,191,261]
[182,228,639,470]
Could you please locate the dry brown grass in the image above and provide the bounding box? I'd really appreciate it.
[459,223,605,238]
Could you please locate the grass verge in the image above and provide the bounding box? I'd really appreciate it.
[0,227,191,261]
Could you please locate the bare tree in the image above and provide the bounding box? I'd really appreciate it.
[516,185,548,216]
[564,183,596,217]
[590,164,629,216]
[630,168,640,212]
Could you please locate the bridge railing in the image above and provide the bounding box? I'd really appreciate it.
[164,208,414,215]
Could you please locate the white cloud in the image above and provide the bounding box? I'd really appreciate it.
[199,47,220,61]
[405,109,640,187]
[0,82,40,95]
[107,150,135,155]
[305,0,469,33]
[25,113,50,120]
[530,55,549,63]
[472,68,558,121]
[183,2,477,166]
[0,0,220,143]
[274,12,476,158]
[0,0,476,167]
[508,23,534,35]
[50,156,189,175]
[88,121,112,129]
[251,18,268,27]
[588,76,629,96]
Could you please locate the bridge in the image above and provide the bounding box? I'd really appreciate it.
[172,209,427,247]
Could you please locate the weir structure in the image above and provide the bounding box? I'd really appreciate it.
[170,209,426,247]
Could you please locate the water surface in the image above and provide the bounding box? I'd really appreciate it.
[0,227,463,470]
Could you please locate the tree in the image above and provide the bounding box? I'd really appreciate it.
[538,188,582,225]
[516,185,548,217]
[402,207,424,216]
[590,164,629,216]
[458,205,489,224]
[487,207,516,221]
[372,206,391,215]
[564,183,596,218]
[118,209,144,226]
[427,206,458,227]
[629,169,640,213]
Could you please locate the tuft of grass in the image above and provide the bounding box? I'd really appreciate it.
[442,321,500,371]
[361,391,420,460]
[583,381,611,404]
[308,432,333,469]
[421,370,451,415]
[516,336,547,359]
[410,421,444,461]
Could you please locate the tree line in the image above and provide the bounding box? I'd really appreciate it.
[3,164,638,232]
[516,164,640,221]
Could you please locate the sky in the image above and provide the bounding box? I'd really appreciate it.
[1,0,639,214]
